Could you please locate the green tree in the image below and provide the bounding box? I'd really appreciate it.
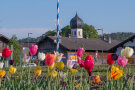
[45,30,56,36]
[83,24,98,38]
[60,25,71,37]
[8,35,22,65]
[60,24,98,38]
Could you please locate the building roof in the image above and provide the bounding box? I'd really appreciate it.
[70,13,84,29]
[109,34,135,52]
[0,34,10,43]
[38,36,120,52]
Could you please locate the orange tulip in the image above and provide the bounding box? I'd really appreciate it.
[45,53,55,66]
[94,75,101,83]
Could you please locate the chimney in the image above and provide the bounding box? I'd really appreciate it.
[108,37,111,44]
[68,34,71,38]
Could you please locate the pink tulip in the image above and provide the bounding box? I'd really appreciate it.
[78,59,84,67]
[118,56,128,66]
[77,48,85,57]
[29,44,38,55]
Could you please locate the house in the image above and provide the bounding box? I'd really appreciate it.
[37,13,120,64]
[0,34,10,57]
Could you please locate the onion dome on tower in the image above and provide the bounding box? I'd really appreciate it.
[70,13,84,29]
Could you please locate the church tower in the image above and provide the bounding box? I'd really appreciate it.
[70,13,84,38]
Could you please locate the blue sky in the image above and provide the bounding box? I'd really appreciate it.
[0,0,135,39]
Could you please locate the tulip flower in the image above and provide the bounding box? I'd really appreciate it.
[9,66,16,74]
[54,51,63,62]
[85,55,94,62]
[56,62,64,70]
[49,63,55,70]
[29,44,38,55]
[73,63,78,69]
[34,66,42,76]
[9,60,15,65]
[38,52,45,61]
[61,82,67,87]
[107,54,114,65]
[23,55,30,63]
[70,69,78,73]
[121,47,134,58]
[118,56,128,66]
[2,48,12,58]
[78,59,84,67]
[75,83,82,88]
[94,75,101,83]
[108,65,123,80]
[84,59,94,73]
[49,70,57,78]
[0,70,6,78]
[22,47,29,55]
[0,62,4,69]
[45,53,55,66]
[111,54,118,61]
[60,72,66,78]
[67,58,74,69]
[77,48,85,57]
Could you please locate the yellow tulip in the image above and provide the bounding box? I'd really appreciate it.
[75,83,82,87]
[49,70,57,78]
[49,63,55,70]
[56,62,64,70]
[0,70,6,78]
[9,66,16,74]
[34,66,42,76]
[108,65,123,80]
[70,69,78,73]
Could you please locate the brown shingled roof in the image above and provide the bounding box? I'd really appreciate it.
[38,36,120,52]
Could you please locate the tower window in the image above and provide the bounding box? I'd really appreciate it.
[74,31,76,36]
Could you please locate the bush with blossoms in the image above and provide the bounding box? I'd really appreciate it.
[0,45,135,89]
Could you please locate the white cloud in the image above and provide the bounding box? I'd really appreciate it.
[0,28,50,39]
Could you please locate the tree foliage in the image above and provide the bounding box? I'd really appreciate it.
[103,32,135,41]
[8,35,22,65]
[82,24,98,38]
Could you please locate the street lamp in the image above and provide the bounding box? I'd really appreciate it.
[97,29,104,64]
[28,33,32,48]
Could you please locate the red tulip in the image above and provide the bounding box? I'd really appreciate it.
[29,44,38,55]
[77,48,84,57]
[78,59,84,67]
[2,48,12,58]
[45,53,55,66]
[107,54,114,65]
[85,55,94,63]
[84,60,94,73]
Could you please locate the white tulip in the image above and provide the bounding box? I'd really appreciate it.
[22,47,29,55]
[67,57,74,69]
[60,72,66,78]
[121,47,134,58]
[54,51,63,62]
[38,52,45,61]
[0,62,4,69]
